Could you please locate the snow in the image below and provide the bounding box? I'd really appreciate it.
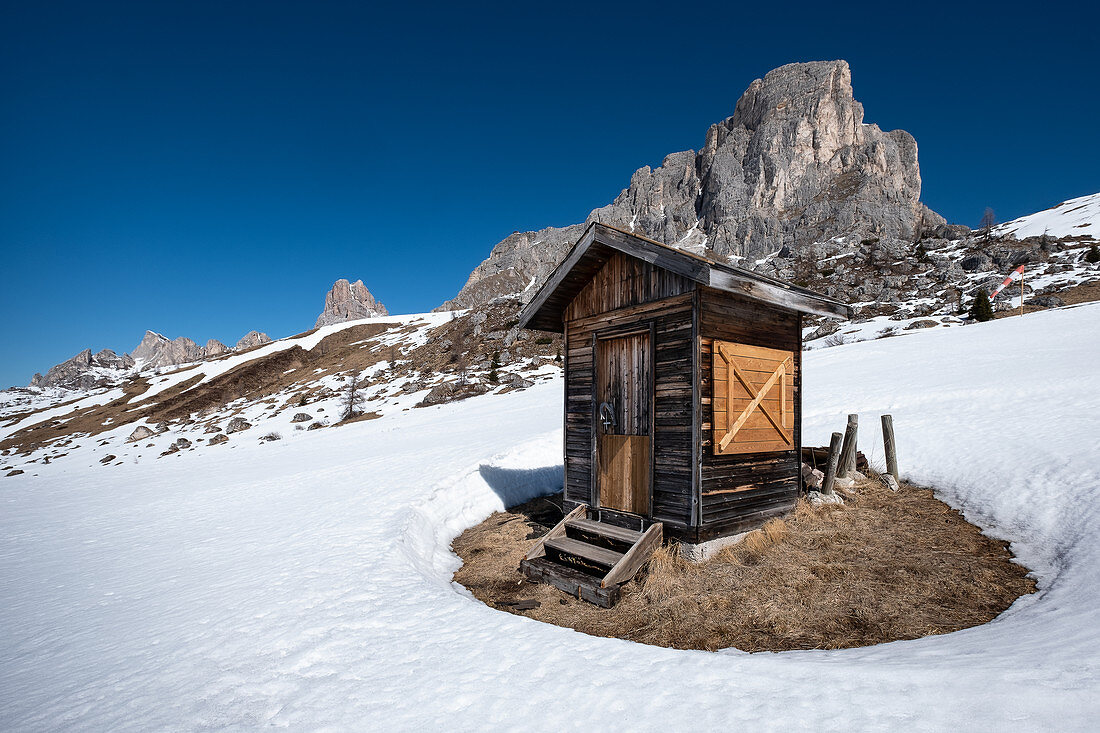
[994,191,1100,241]
[3,303,1100,729]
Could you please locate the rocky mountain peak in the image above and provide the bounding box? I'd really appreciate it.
[130,331,204,370]
[234,331,272,350]
[205,339,229,357]
[315,279,388,328]
[30,347,135,390]
[439,59,944,310]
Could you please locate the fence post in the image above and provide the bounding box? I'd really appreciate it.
[837,414,859,478]
[821,431,844,496]
[882,414,898,480]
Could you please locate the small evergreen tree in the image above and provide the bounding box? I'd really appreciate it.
[1087,245,1100,264]
[969,289,995,322]
[488,351,500,384]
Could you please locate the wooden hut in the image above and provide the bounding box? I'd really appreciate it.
[516,223,851,605]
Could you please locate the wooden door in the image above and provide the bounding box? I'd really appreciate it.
[595,332,651,515]
[711,340,795,455]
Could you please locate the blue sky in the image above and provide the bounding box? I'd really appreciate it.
[2,1,1097,387]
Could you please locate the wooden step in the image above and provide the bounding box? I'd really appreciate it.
[544,536,623,569]
[519,557,621,608]
[565,517,643,545]
[520,504,664,608]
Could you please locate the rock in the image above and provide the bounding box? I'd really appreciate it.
[314,279,388,328]
[155,422,170,434]
[834,476,856,489]
[882,474,900,491]
[905,319,938,329]
[29,348,135,390]
[204,423,221,433]
[205,339,229,357]
[208,433,228,445]
[508,374,534,389]
[805,321,841,341]
[225,417,251,434]
[131,331,205,369]
[173,438,191,449]
[1027,295,1064,308]
[99,454,116,464]
[307,422,324,430]
[234,331,272,350]
[127,425,155,442]
[291,412,312,423]
[439,60,940,311]
[801,462,824,490]
[808,490,844,506]
[959,253,991,272]
[6,469,24,477]
[417,382,489,407]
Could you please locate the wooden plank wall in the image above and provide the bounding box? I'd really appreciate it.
[697,287,802,541]
[563,258,695,528]
[564,251,695,322]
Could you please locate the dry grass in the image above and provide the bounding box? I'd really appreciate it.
[452,478,1036,652]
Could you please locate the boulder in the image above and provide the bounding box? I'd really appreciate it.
[128,425,155,442]
[417,382,489,408]
[173,438,191,450]
[225,417,251,434]
[208,433,228,445]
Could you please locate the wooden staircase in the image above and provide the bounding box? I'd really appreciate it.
[519,505,663,608]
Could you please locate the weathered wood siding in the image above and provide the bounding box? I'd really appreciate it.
[562,252,696,528]
[697,287,802,540]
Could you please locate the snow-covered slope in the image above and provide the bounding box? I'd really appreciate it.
[994,191,1100,241]
[2,303,1099,730]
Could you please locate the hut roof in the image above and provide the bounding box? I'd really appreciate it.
[519,223,852,331]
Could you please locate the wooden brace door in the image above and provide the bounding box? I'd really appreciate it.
[595,332,651,515]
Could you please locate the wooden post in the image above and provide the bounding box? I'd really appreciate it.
[1020,266,1025,317]
[837,413,858,478]
[881,414,898,480]
[821,431,843,496]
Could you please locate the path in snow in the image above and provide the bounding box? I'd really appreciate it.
[2,304,1099,730]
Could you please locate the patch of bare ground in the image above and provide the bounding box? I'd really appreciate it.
[1057,280,1100,306]
[453,478,1035,652]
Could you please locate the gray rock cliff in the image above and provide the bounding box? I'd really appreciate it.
[130,331,205,369]
[30,348,135,390]
[439,60,943,310]
[235,331,272,350]
[315,279,388,328]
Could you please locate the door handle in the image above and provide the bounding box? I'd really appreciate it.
[599,402,617,431]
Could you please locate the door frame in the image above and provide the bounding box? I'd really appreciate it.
[590,320,656,519]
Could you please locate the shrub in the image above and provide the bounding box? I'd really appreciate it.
[1086,245,1100,264]
[488,351,501,384]
[969,289,995,322]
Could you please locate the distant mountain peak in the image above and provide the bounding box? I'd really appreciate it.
[315,279,388,328]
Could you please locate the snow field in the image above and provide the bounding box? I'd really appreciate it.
[2,303,1099,729]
